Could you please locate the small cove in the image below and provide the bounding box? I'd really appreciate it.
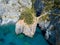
[0,23,49,45]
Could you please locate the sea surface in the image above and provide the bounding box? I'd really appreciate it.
[0,23,49,45]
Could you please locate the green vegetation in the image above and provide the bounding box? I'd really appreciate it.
[54,0,60,9]
[43,0,60,11]
[39,14,50,21]
[52,13,60,16]
[0,16,2,19]
[19,8,34,25]
[31,0,36,16]
[19,0,37,25]
[31,0,36,4]
[31,0,36,7]
[43,0,54,12]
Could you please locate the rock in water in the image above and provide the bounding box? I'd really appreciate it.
[15,0,37,37]
[15,19,37,37]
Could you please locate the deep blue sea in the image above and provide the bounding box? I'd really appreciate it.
[0,23,49,45]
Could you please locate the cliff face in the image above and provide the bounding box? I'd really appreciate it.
[0,0,32,24]
[0,0,21,25]
[0,0,37,37]
[15,0,38,37]
[0,0,32,25]
[15,18,37,37]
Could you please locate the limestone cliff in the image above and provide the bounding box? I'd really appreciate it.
[15,0,37,37]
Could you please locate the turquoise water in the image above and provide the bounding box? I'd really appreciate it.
[0,23,49,45]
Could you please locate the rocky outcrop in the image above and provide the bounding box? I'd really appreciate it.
[38,15,50,39]
[0,0,37,37]
[38,20,50,30]
[15,0,38,37]
[15,19,37,37]
[0,0,32,25]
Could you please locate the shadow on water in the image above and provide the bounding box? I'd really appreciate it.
[37,24,54,45]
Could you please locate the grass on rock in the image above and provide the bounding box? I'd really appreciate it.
[19,8,35,25]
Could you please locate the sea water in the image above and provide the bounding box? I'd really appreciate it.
[0,23,49,45]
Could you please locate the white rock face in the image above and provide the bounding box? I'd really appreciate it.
[19,0,32,9]
[15,20,37,37]
[0,0,21,25]
[38,18,50,39]
[45,25,53,39]
[39,20,50,30]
